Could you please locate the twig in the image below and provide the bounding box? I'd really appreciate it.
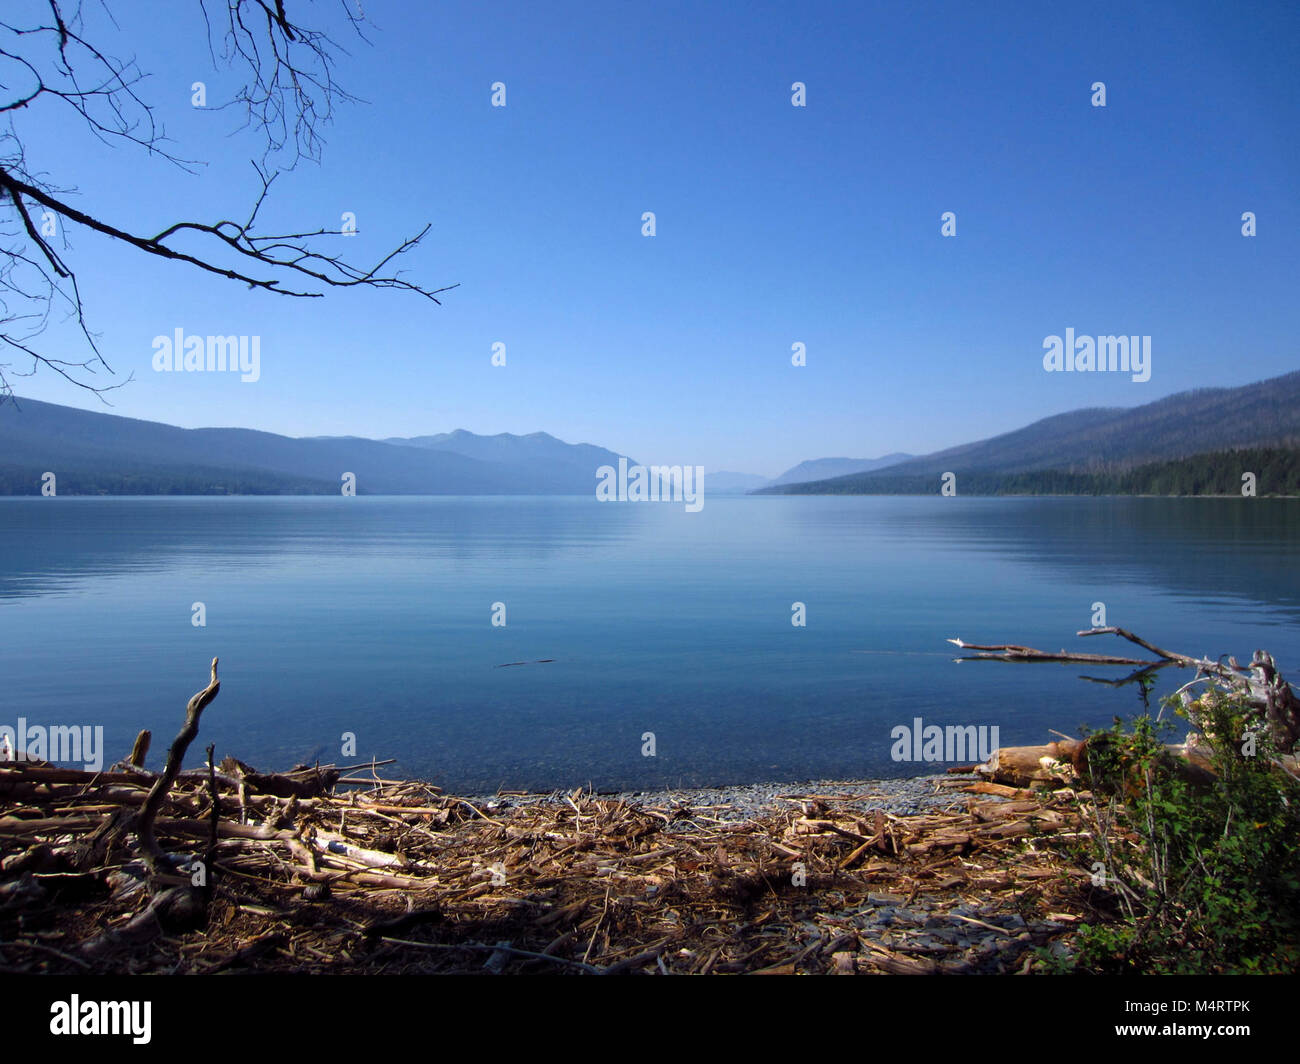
[204,743,219,894]
[377,937,603,975]
[7,940,92,969]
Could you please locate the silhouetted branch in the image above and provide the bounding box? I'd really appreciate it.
[0,1,452,402]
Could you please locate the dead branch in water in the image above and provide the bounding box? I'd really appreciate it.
[950,626,1300,787]
[948,638,1153,666]
[1074,625,1207,665]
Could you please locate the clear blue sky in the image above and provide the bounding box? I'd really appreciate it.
[10,0,1300,476]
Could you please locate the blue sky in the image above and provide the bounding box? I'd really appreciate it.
[8,0,1299,475]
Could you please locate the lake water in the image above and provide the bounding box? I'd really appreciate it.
[0,496,1296,792]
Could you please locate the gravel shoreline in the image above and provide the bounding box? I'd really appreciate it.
[477,773,967,822]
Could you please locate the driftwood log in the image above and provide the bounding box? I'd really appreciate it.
[975,738,1237,791]
[218,757,339,798]
[976,740,1079,787]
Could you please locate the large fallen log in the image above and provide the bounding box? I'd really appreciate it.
[973,738,1239,790]
[976,741,1080,787]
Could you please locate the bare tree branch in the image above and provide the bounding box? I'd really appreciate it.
[0,0,452,403]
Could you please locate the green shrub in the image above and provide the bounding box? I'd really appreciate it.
[1063,686,1300,974]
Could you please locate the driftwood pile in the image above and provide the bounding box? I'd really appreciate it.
[0,766,1089,974]
[0,659,1095,974]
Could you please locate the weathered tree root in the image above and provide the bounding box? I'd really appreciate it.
[80,659,223,960]
[137,657,220,875]
[80,886,207,960]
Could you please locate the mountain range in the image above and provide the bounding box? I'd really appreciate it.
[0,398,916,496]
[1,369,1297,495]
[0,400,629,495]
[761,370,1300,493]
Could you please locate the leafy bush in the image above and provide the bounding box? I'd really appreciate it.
[1062,686,1300,974]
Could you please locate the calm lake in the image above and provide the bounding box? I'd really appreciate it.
[1,496,1296,792]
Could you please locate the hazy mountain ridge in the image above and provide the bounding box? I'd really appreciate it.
[0,398,912,496]
[383,429,633,489]
[762,370,1300,492]
[5,370,1297,495]
[705,471,772,494]
[767,453,913,486]
[911,372,1300,475]
[0,400,625,495]
[767,446,1300,496]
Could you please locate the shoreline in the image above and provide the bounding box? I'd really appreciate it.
[477,774,964,822]
[2,756,1073,975]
